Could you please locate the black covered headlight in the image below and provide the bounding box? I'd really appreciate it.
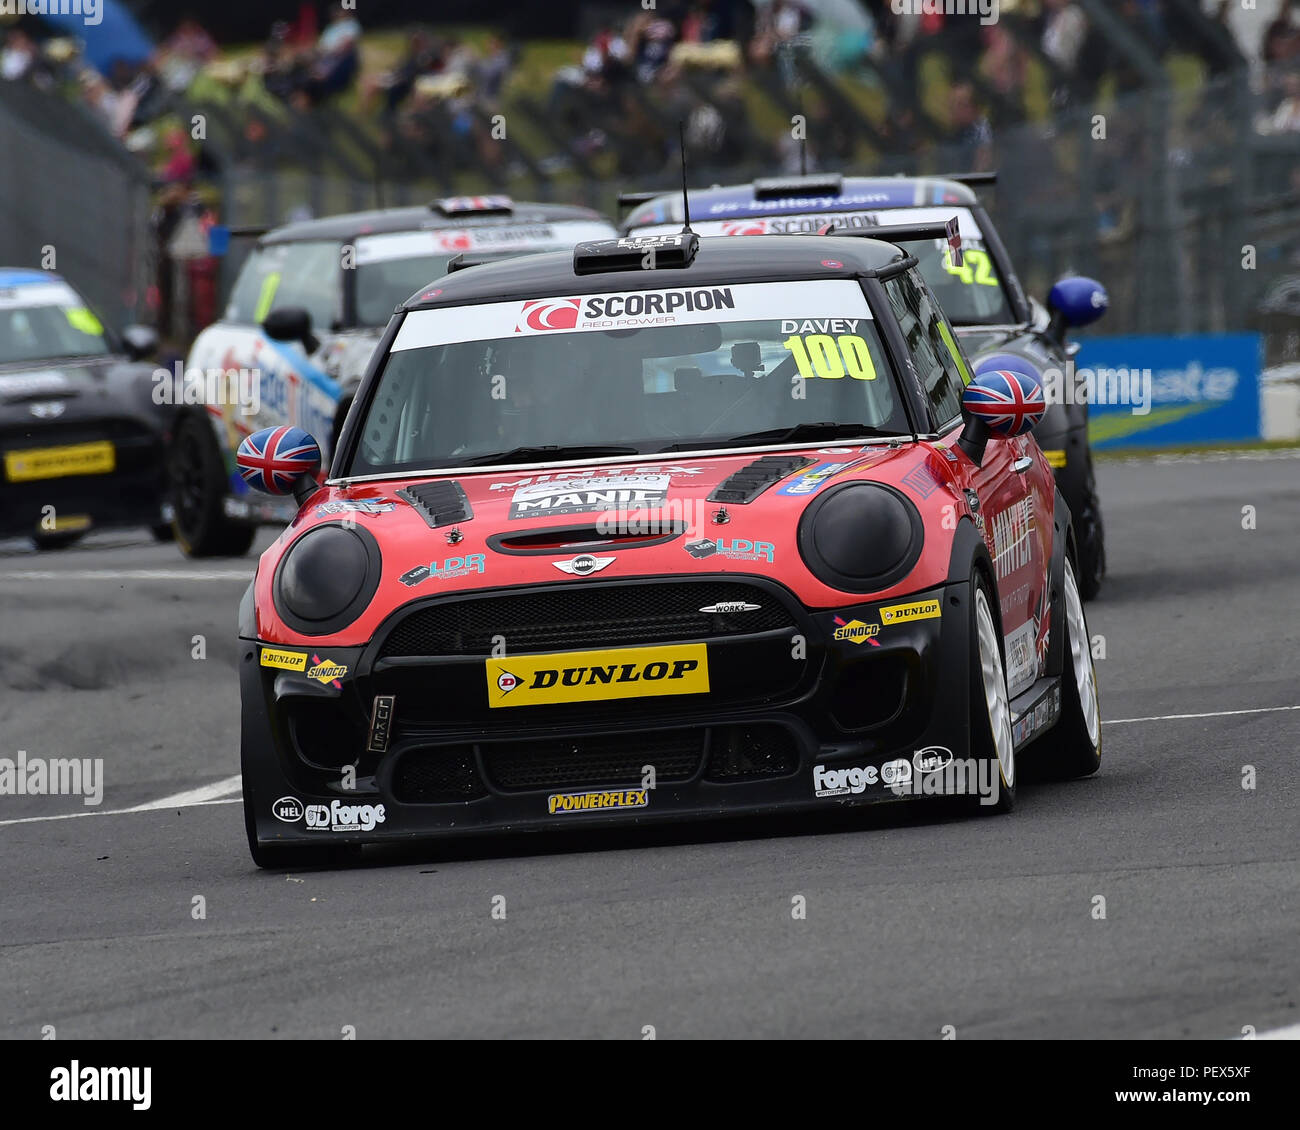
[797,482,923,593]
[273,524,382,635]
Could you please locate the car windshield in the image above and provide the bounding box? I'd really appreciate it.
[348,278,908,476]
[629,205,1014,326]
[0,281,111,363]
[353,221,617,326]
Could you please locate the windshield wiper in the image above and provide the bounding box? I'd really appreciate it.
[662,422,900,452]
[460,444,640,466]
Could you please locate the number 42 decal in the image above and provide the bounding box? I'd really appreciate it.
[943,247,999,287]
[783,334,877,381]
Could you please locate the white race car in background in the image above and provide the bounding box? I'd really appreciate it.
[171,196,616,555]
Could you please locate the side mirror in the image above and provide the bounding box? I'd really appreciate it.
[958,360,1046,467]
[1046,276,1108,343]
[262,306,320,355]
[121,324,159,361]
[236,425,322,503]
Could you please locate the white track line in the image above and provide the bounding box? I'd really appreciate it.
[4,706,1298,828]
[1105,706,1300,725]
[0,570,252,581]
[124,775,243,811]
[0,776,243,828]
[1255,1022,1300,1040]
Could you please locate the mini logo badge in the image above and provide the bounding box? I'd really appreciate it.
[29,401,65,419]
[553,554,615,576]
[699,601,761,614]
[272,796,304,823]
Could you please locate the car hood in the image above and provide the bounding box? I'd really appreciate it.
[252,441,970,646]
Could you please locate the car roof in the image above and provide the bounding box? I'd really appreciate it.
[622,175,979,230]
[0,268,63,287]
[403,233,908,310]
[262,201,612,245]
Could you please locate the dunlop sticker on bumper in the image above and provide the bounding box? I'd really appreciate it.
[4,440,115,482]
[260,647,307,671]
[486,643,708,708]
[879,599,942,625]
[548,789,648,815]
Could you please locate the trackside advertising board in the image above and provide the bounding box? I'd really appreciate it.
[1078,333,1262,449]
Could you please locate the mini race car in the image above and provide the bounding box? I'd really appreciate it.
[171,195,617,557]
[235,228,1102,869]
[0,268,166,549]
[621,173,1110,598]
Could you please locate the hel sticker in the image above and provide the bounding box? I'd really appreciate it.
[260,648,307,671]
[485,644,709,708]
[782,334,876,381]
[879,599,942,624]
[548,789,648,815]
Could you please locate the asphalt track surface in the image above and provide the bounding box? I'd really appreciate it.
[1,451,1297,1039]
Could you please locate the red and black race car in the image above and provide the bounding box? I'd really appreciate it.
[235,229,1102,868]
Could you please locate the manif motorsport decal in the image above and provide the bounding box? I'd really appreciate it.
[390,280,874,350]
[504,472,672,520]
[486,644,708,708]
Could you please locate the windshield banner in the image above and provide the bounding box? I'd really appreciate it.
[392,279,872,350]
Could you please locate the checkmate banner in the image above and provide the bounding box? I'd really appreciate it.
[1078,333,1262,449]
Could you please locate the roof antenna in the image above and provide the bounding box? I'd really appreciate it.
[678,120,693,234]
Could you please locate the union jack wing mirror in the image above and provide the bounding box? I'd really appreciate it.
[957,359,1046,466]
[236,425,322,499]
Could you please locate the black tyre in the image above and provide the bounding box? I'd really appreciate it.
[1073,475,1106,601]
[167,413,256,558]
[31,530,87,551]
[1035,554,1103,779]
[969,569,1016,814]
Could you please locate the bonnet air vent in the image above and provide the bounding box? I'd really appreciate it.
[708,455,817,504]
[397,481,472,528]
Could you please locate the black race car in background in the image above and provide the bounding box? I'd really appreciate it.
[0,269,165,550]
[621,174,1110,598]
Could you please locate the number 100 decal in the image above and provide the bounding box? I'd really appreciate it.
[782,334,877,381]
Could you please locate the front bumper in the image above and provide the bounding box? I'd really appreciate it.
[240,574,981,848]
[0,413,165,539]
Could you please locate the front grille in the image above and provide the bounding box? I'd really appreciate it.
[378,580,796,658]
[387,722,803,803]
[705,723,800,780]
[391,746,485,803]
[483,730,702,792]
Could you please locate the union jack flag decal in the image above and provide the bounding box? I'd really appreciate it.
[963,369,1045,437]
[236,426,321,495]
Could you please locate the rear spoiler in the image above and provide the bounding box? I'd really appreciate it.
[616,191,662,213]
[445,253,499,273]
[822,216,963,266]
[941,171,997,187]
